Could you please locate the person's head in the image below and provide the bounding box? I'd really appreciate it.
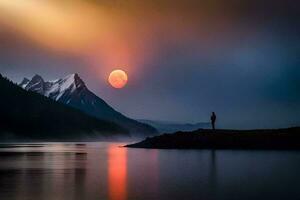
[212,112,215,115]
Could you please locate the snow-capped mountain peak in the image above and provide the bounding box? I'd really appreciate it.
[46,73,87,101]
[65,73,86,89]
[23,74,45,94]
[19,73,157,135]
[19,78,30,88]
[20,73,87,101]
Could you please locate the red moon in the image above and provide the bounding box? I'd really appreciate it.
[108,70,128,89]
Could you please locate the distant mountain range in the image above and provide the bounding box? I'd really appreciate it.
[20,74,157,136]
[138,119,210,133]
[0,74,128,141]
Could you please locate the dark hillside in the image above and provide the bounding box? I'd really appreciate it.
[0,74,128,141]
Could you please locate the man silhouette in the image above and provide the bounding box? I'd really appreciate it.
[211,112,216,130]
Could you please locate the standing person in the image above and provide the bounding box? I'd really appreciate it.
[211,112,216,130]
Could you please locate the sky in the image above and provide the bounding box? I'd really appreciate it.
[0,0,299,128]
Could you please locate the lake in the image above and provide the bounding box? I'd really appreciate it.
[0,142,299,200]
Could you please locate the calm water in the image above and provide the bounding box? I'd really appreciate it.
[0,142,299,200]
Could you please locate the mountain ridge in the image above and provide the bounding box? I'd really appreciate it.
[20,73,157,136]
[0,73,128,141]
[138,119,210,133]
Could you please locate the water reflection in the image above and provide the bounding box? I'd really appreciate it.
[209,150,217,200]
[108,145,127,200]
[0,143,88,200]
[126,149,160,199]
[0,143,300,200]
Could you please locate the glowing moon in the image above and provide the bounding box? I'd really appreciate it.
[108,69,128,89]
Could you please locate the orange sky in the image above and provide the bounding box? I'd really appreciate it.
[0,0,232,77]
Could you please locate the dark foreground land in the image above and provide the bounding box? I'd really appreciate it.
[126,127,300,149]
